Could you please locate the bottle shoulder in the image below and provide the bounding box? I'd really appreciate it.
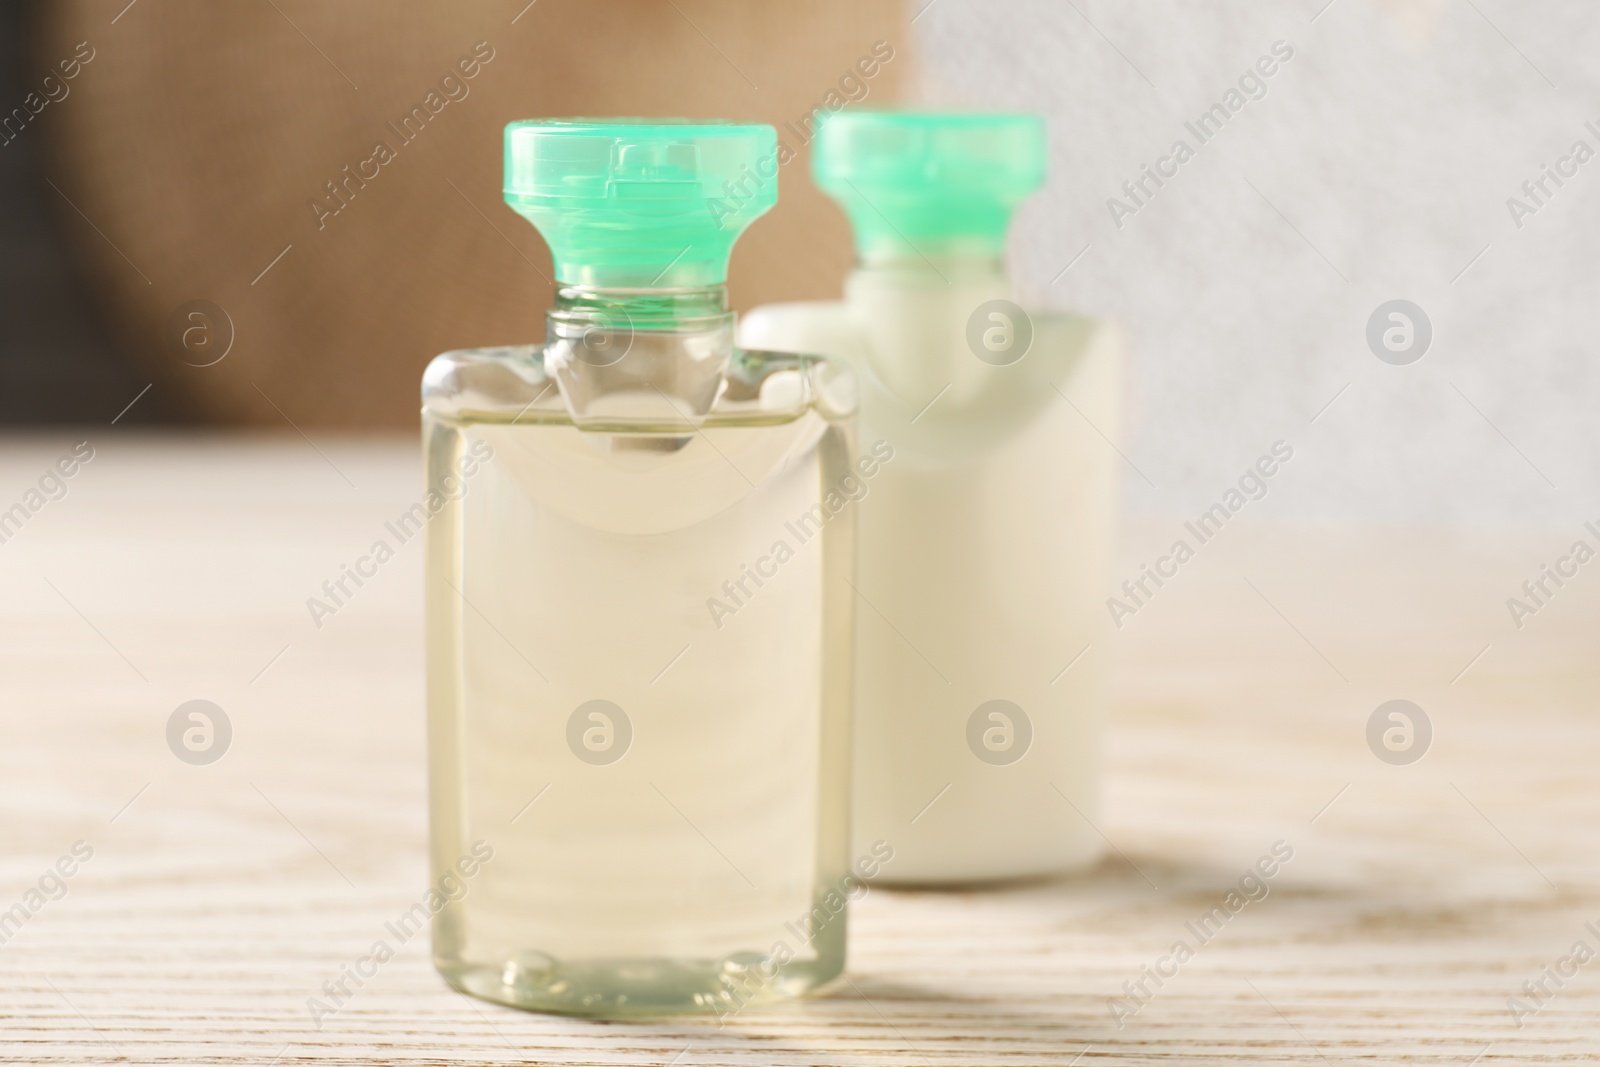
[744,296,1117,359]
[422,342,856,429]
[742,293,1122,460]
[739,301,859,366]
[423,344,550,418]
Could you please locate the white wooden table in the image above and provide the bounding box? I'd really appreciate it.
[1,434,1595,1065]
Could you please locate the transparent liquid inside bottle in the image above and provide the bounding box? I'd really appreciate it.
[422,291,856,1017]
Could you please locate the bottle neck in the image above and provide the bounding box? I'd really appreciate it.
[549,283,733,335]
[844,252,1017,409]
[852,251,1008,287]
[543,284,733,428]
[848,253,1013,312]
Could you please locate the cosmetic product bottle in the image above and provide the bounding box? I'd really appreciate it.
[740,112,1121,884]
[423,120,858,1016]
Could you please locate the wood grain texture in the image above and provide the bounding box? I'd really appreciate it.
[0,435,1596,1065]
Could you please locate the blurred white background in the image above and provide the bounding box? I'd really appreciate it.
[921,0,1598,529]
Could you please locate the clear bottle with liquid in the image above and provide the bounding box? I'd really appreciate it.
[741,113,1122,884]
[423,121,858,1016]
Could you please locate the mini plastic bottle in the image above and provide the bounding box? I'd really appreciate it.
[423,120,858,1016]
[741,113,1122,884]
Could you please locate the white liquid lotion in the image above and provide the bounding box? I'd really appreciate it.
[742,112,1122,883]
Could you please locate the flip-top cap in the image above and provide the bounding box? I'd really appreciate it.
[504,119,777,288]
[812,112,1045,260]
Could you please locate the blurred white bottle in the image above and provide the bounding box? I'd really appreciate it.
[741,112,1122,883]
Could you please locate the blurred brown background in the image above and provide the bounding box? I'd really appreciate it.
[5,0,908,428]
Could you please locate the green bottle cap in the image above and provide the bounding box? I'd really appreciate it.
[812,112,1046,260]
[503,119,777,289]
